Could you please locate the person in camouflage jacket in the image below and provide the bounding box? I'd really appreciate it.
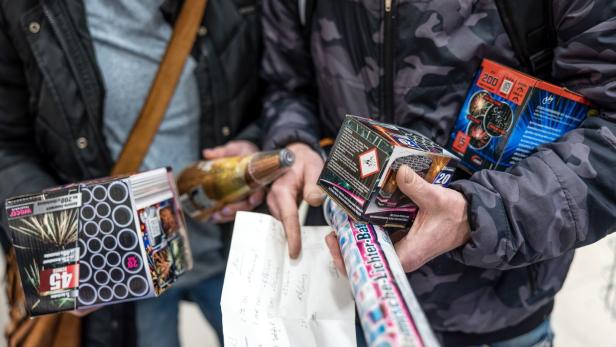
[260,0,616,345]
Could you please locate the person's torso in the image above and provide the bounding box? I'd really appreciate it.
[84,0,226,286]
[0,0,261,183]
[85,0,201,174]
[311,0,520,145]
[308,0,570,335]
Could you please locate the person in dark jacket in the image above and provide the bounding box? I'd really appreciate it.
[0,0,262,346]
[262,0,616,346]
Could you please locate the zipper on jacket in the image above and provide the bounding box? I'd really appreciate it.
[383,0,394,123]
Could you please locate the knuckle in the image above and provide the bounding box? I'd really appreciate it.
[266,195,277,211]
[270,183,285,195]
[431,189,447,206]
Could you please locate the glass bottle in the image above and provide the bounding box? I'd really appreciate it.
[177,149,295,221]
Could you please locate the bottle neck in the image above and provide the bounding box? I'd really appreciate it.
[245,150,294,187]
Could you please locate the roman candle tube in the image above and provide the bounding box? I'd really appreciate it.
[323,198,439,347]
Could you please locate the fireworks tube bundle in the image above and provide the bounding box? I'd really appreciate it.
[5,168,192,316]
[324,198,440,347]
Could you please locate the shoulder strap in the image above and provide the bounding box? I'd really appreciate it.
[495,0,556,80]
[111,0,209,176]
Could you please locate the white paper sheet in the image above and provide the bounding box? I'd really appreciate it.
[221,212,356,347]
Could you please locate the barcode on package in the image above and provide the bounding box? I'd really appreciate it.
[500,79,514,95]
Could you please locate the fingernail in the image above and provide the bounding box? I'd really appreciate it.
[222,207,232,215]
[249,195,260,206]
[289,247,300,259]
[307,192,325,201]
[400,166,413,184]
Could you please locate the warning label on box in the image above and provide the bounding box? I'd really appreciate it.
[358,148,380,179]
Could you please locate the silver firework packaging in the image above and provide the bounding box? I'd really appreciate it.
[318,115,458,228]
[5,168,193,316]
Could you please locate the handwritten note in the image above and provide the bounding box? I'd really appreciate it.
[221,212,356,347]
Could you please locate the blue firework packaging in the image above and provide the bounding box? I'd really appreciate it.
[448,59,599,172]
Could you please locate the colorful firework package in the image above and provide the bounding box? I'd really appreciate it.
[448,59,599,173]
[318,115,458,229]
[5,168,192,316]
[323,198,439,347]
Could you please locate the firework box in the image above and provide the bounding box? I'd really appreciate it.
[5,168,193,316]
[318,115,458,229]
[447,59,598,173]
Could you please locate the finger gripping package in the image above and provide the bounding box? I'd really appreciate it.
[324,198,439,347]
[5,168,193,316]
[448,59,598,172]
[318,115,458,228]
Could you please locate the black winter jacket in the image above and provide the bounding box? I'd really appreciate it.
[0,0,261,345]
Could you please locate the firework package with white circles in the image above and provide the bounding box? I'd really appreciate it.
[5,168,193,316]
[318,115,458,229]
[448,59,599,173]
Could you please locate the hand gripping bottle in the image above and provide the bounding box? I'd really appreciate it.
[177,149,294,221]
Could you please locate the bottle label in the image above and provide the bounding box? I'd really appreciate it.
[179,186,215,218]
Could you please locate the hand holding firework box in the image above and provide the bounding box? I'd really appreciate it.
[447,59,599,173]
[5,168,192,316]
[323,198,439,347]
[318,115,458,229]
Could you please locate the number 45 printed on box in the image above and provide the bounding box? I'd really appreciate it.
[40,264,79,294]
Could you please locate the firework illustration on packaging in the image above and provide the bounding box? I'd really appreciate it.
[323,198,440,347]
[5,168,193,316]
[448,59,599,172]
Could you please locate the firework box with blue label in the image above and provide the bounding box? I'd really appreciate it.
[4,168,193,316]
[448,59,599,173]
[318,115,458,229]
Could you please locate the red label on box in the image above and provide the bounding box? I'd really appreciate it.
[452,131,470,155]
[477,60,534,106]
[39,264,79,294]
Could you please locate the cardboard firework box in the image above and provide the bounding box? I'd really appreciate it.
[448,59,599,173]
[318,115,458,229]
[5,168,193,316]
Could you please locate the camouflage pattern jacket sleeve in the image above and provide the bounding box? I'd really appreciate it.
[450,1,616,270]
[260,0,321,151]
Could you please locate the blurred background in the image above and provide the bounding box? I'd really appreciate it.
[0,233,615,346]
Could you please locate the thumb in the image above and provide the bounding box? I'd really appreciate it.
[396,165,439,208]
[303,162,325,207]
[325,232,347,276]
